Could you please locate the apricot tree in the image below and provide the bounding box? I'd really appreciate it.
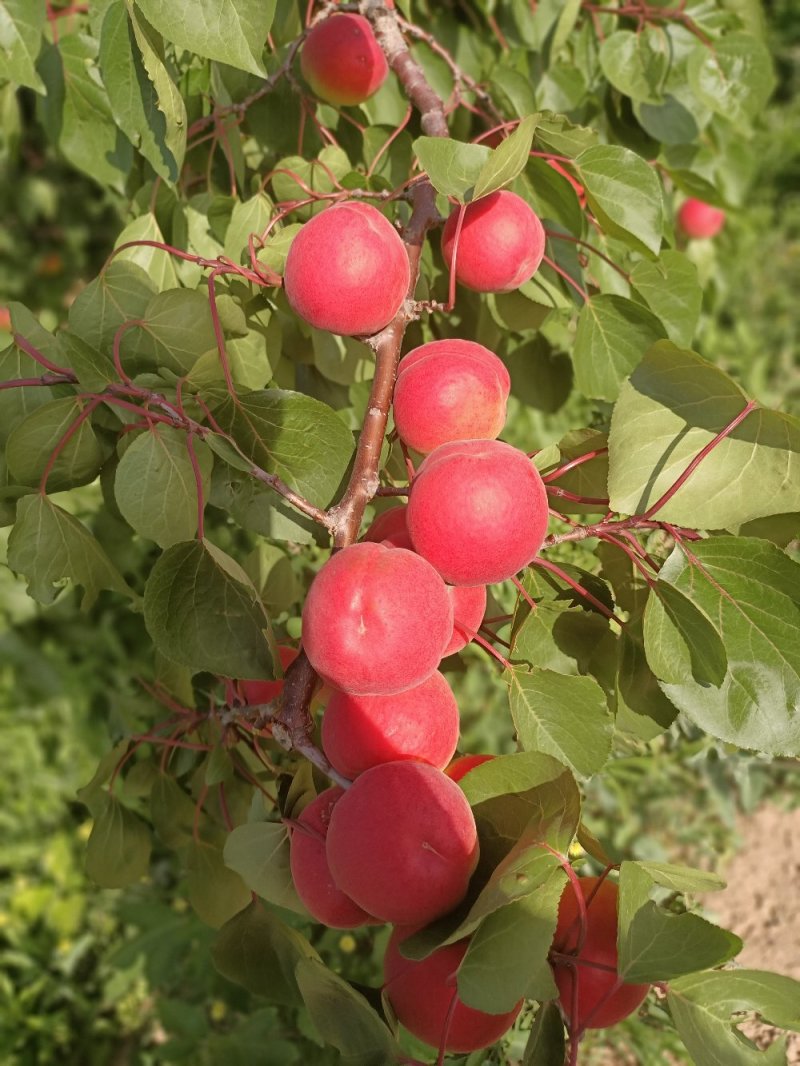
[1,1,799,1064]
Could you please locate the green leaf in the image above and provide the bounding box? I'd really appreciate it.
[472,114,537,201]
[575,145,664,256]
[457,866,565,1013]
[412,135,490,201]
[60,331,118,393]
[207,388,354,507]
[68,260,156,352]
[600,29,668,104]
[115,427,213,547]
[688,33,775,126]
[223,821,308,916]
[550,0,582,57]
[668,970,800,1066]
[224,193,274,262]
[124,288,216,373]
[187,841,251,928]
[630,251,702,348]
[150,773,202,850]
[295,958,400,1066]
[6,396,107,492]
[134,0,276,76]
[573,294,667,401]
[212,900,319,1006]
[607,343,800,527]
[143,538,275,678]
[0,0,46,92]
[7,494,136,609]
[508,667,613,777]
[37,36,133,191]
[644,580,728,686]
[98,1,186,183]
[113,214,180,293]
[522,1003,566,1066]
[85,792,151,888]
[643,538,800,756]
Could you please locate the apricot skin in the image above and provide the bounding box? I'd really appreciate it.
[384,928,523,1052]
[393,339,511,454]
[239,645,298,705]
[283,201,409,336]
[445,753,495,782]
[407,439,550,586]
[289,788,375,928]
[326,761,479,924]
[363,505,413,549]
[441,190,545,293]
[321,670,460,778]
[302,542,453,696]
[300,14,388,106]
[677,198,725,239]
[551,876,649,1029]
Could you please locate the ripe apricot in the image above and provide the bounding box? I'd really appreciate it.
[384,927,523,1052]
[677,198,725,239]
[393,339,511,454]
[407,440,550,585]
[289,788,375,928]
[300,13,388,106]
[284,201,409,336]
[551,876,649,1029]
[363,505,413,549]
[445,753,495,782]
[441,190,545,293]
[321,670,459,778]
[239,645,299,705]
[302,542,453,695]
[326,761,479,924]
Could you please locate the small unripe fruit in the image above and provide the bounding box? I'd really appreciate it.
[302,542,453,695]
[445,753,495,782]
[289,788,375,928]
[300,13,388,106]
[326,761,479,924]
[321,670,459,778]
[407,440,550,586]
[284,201,410,336]
[551,876,649,1029]
[384,927,523,1052]
[393,340,511,454]
[441,190,545,293]
[239,645,299,704]
[677,198,725,239]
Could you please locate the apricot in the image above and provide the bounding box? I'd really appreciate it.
[363,505,413,549]
[321,670,459,778]
[406,440,550,586]
[443,584,487,655]
[445,753,495,782]
[441,190,545,293]
[677,198,725,239]
[551,876,649,1030]
[326,761,479,924]
[393,340,511,454]
[283,201,409,336]
[302,542,453,695]
[239,645,299,705]
[547,159,587,207]
[289,788,375,928]
[384,927,522,1052]
[300,13,388,106]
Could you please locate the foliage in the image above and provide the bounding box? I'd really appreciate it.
[1,2,799,1065]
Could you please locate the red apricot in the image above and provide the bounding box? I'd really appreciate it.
[283,201,410,336]
[300,13,388,106]
[239,645,299,705]
[546,159,587,207]
[321,670,459,778]
[393,339,511,454]
[441,190,545,293]
[445,753,495,782]
[676,198,725,239]
[551,876,649,1030]
[406,439,550,586]
[326,761,479,924]
[384,927,522,1052]
[363,505,413,549]
[302,542,453,695]
[443,584,487,655]
[289,788,375,928]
